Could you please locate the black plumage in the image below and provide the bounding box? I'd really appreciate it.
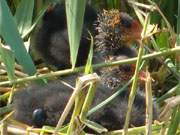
[34,3,97,69]
[13,75,158,133]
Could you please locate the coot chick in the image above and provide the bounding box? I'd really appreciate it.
[13,75,158,133]
[34,3,97,69]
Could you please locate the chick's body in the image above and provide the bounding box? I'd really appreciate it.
[94,9,143,89]
[13,75,158,132]
[34,3,97,69]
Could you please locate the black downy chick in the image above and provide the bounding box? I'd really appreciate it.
[93,9,143,89]
[94,9,142,60]
[34,3,97,69]
[13,75,159,132]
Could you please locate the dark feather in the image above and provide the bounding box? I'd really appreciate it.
[13,75,158,132]
[34,3,97,69]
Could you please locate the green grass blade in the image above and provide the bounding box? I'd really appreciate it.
[167,106,180,135]
[167,84,180,135]
[0,42,15,80]
[82,119,107,133]
[177,0,180,35]
[0,0,36,75]
[84,32,94,74]
[155,32,170,50]
[22,5,48,39]
[106,0,120,9]
[87,78,133,116]
[65,0,86,69]
[176,0,180,70]
[14,0,34,36]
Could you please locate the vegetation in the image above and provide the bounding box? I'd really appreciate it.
[0,0,180,134]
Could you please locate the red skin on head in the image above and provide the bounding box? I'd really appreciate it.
[122,20,142,44]
[130,64,146,81]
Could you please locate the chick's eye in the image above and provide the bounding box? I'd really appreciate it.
[121,17,132,28]
[114,26,120,34]
[32,108,47,127]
